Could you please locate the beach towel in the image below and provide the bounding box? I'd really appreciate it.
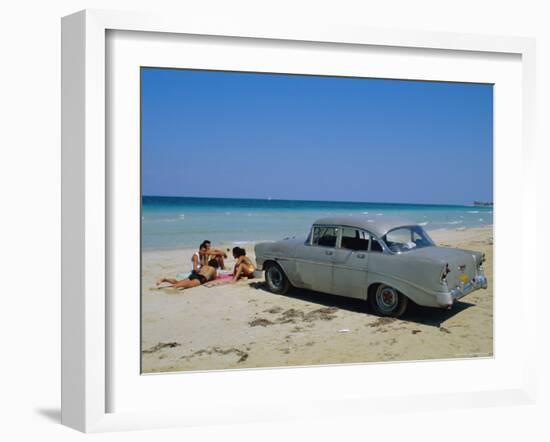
[204,273,234,288]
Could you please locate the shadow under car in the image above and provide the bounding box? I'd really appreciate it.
[248,280,475,327]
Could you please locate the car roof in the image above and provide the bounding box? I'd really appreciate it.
[312,215,417,237]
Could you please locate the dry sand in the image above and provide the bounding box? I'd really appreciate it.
[141,227,493,373]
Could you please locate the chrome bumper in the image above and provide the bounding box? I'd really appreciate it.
[436,274,488,307]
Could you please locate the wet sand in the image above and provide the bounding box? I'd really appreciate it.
[141,227,493,373]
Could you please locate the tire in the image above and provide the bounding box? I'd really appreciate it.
[369,284,409,318]
[264,262,291,295]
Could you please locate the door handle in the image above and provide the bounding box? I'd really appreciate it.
[325,250,333,256]
[356,253,366,259]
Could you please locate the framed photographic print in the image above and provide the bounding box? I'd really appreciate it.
[61,9,537,433]
[141,67,494,373]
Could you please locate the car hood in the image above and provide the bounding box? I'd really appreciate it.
[255,237,306,256]
[276,237,306,246]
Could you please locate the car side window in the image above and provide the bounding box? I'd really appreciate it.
[311,226,338,248]
[340,228,369,251]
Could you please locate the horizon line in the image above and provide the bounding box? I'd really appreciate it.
[141,194,491,208]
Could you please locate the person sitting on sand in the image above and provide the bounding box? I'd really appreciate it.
[232,247,256,282]
[190,243,208,276]
[202,240,228,270]
[157,259,219,290]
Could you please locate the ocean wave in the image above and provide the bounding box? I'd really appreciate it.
[446,220,463,225]
[418,222,429,226]
[362,211,369,214]
[479,218,484,221]
[468,210,480,214]
[376,213,383,216]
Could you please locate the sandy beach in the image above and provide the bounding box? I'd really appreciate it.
[141,226,493,373]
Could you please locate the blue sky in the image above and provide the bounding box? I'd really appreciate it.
[141,68,493,205]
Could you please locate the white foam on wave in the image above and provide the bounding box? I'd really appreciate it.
[479,218,484,221]
[418,222,429,226]
[446,220,463,225]
[178,214,185,219]
[468,210,479,214]
[362,211,369,214]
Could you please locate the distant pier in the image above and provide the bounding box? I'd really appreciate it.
[473,201,493,207]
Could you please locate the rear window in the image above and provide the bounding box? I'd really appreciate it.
[383,226,434,253]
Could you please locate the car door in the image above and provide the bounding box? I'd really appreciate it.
[294,225,338,293]
[363,233,387,292]
[332,227,369,299]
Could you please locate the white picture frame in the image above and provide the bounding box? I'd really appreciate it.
[61,9,537,433]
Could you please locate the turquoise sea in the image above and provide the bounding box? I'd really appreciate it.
[141,196,493,250]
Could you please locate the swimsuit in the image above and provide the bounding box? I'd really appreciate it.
[189,272,207,284]
[242,259,254,274]
[235,260,255,275]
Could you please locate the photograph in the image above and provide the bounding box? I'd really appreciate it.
[140,67,493,373]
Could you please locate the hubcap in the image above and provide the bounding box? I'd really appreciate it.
[376,286,398,313]
[268,266,283,289]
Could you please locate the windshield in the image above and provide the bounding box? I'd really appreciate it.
[382,226,435,253]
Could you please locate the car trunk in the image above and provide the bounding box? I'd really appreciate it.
[406,246,480,288]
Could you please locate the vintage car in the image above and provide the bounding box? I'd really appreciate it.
[254,216,488,317]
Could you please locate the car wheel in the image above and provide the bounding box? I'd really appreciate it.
[264,262,291,295]
[370,284,408,318]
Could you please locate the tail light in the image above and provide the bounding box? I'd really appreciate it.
[479,253,486,270]
[441,263,451,283]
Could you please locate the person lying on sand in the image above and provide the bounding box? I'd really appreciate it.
[202,240,228,270]
[157,259,219,290]
[232,247,256,282]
